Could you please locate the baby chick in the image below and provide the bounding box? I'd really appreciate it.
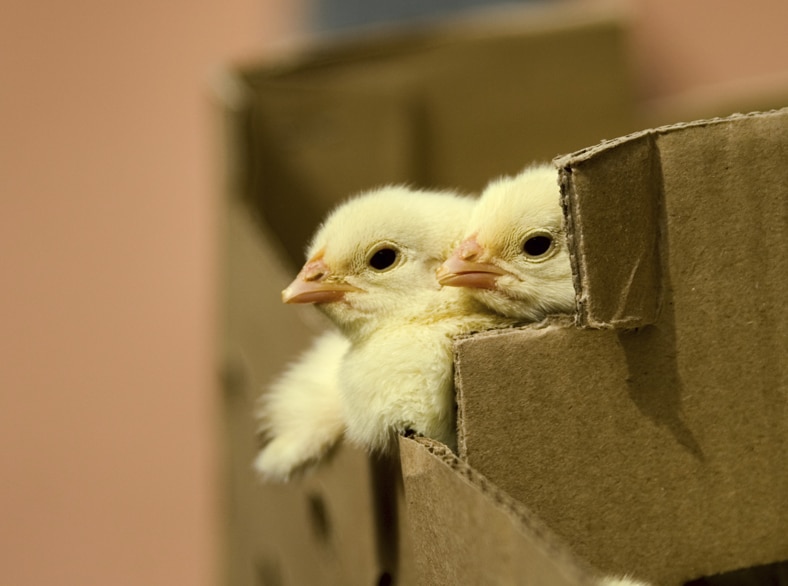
[283,186,513,452]
[437,164,575,320]
[254,329,349,481]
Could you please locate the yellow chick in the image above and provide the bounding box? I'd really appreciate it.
[437,164,575,320]
[254,329,349,481]
[282,186,513,453]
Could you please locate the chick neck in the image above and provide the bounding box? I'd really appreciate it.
[321,283,503,345]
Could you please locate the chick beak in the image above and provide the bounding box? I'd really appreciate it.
[436,236,506,290]
[282,254,361,304]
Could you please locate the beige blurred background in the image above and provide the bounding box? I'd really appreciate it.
[0,1,302,585]
[1,1,786,585]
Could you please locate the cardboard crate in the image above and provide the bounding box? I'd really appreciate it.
[213,7,788,586]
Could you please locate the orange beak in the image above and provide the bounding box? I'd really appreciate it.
[282,252,362,304]
[436,236,505,290]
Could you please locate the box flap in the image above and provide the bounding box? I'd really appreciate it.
[556,108,788,328]
[398,435,599,586]
[557,133,664,328]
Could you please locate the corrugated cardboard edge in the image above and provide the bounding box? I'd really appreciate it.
[556,133,663,329]
[554,108,788,168]
[399,435,602,586]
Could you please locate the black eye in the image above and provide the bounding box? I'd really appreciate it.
[523,235,552,257]
[368,247,398,271]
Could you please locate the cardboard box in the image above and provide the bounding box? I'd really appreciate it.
[215,9,787,586]
[218,5,640,585]
[454,109,788,584]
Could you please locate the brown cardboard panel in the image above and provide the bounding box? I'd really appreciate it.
[557,134,664,328]
[417,15,636,193]
[398,435,599,586]
[458,109,788,585]
[457,320,788,585]
[223,394,382,586]
[233,77,420,268]
[557,108,788,329]
[222,187,320,382]
[456,323,707,585]
[224,395,413,586]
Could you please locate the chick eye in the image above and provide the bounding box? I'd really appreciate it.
[368,247,398,271]
[523,235,553,257]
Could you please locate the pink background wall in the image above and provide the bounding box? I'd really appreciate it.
[1,1,785,585]
[0,1,301,585]
[626,0,788,100]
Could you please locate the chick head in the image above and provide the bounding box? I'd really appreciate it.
[437,165,575,321]
[282,186,474,337]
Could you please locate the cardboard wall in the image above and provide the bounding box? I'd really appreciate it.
[399,435,601,586]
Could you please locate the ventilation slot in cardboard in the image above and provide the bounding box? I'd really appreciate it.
[307,492,332,543]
